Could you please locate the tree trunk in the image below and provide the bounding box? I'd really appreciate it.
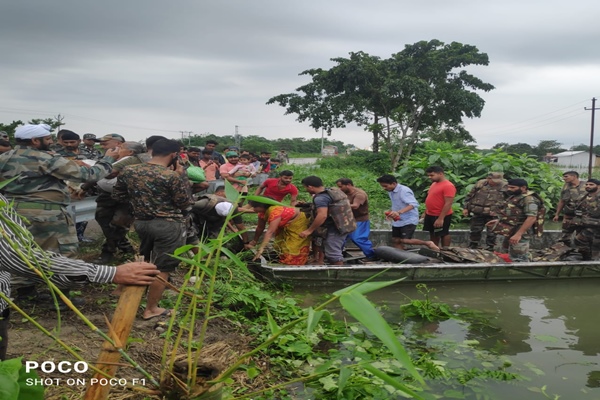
[372,115,380,152]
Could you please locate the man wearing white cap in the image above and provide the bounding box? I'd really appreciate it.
[0,124,118,256]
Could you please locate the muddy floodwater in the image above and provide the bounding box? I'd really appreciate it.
[298,279,600,399]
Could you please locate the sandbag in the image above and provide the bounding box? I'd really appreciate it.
[374,246,431,264]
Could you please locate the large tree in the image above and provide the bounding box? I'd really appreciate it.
[268,39,494,170]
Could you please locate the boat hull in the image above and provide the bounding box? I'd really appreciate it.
[250,260,600,286]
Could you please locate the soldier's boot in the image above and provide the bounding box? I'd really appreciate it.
[468,242,479,249]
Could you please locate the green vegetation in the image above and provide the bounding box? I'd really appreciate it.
[284,142,563,227]
[268,39,494,170]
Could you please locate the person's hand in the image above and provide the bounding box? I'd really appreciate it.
[175,160,186,175]
[104,147,119,159]
[485,220,496,227]
[74,160,89,167]
[509,233,522,245]
[552,215,559,222]
[299,230,311,238]
[112,262,159,285]
[433,218,444,228]
[462,209,469,217]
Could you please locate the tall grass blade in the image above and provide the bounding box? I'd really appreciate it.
[339,291,423,384]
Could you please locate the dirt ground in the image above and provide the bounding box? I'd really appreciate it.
[6,224,261,399]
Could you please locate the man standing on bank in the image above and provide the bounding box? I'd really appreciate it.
[422,166,456,248]
[113,139,194,320]
[462,172,507,250]
[553,171,587,246]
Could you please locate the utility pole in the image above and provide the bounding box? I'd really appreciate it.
[234,125,240,148]
[321,128,324,154]
[585,98,599,178]
[54,114,65,132]
[179,131,193,146]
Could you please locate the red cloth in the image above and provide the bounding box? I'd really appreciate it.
[261,178,299,202]
[425,180,456,216]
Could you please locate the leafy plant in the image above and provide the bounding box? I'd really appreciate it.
[397,144,563,224]
[400,284,454,321]
[0,357,44,400]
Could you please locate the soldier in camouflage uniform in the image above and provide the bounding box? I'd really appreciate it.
[0,124,117,256]
[573,179,600,260]
[488,178,541,262]
[113,139,193,320]
[462,172,507,250]
[553,171,586,246]
[55,130,93,242]
[91,141,146,263]
[79,133,103,161]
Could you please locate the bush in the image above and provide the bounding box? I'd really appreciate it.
[396,143,563,224]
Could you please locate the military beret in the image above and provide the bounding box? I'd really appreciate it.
[587,179,600,185]
[507,178,528,187]
[61,131,80,141]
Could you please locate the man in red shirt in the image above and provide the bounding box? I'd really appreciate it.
[254,170,298,205]
[422,166,456,247]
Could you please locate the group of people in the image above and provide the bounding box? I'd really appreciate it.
[1,122,597,361]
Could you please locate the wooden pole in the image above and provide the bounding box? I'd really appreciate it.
[84,258,147,400]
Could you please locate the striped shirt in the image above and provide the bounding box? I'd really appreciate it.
[0,194,116,312]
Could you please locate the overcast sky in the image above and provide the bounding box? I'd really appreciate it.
[1,1,599,150]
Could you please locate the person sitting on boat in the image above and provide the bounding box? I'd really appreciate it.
[573,179,600,261]
[246,197,311,265]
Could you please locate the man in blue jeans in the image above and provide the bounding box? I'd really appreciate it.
[336,178,376,260]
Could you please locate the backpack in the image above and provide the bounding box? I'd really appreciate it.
[322,188,357,235]
[531,243,574,262]
[523,192,546,237]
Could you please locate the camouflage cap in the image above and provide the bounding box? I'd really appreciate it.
[99,133,125,142]
[83,133,100,141]
[0,131,8,139]
[487,172,504,179]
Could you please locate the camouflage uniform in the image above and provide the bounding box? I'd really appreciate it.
[112,163,193,271]
[557,181,586,245]
[463,177,507,249]
[493,191,541,262]
[94,154,147,258]
[574,192,600,260]
[0,145,114,255]
[79,145,103,161]
[55,147,91,240]
[55,148,88,161]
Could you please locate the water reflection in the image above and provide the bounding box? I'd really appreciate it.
[299,279,600,398]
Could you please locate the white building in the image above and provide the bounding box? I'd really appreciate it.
[551,151,600,173]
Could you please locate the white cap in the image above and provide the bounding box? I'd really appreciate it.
[15,124,52,140]
[215,202,233,217]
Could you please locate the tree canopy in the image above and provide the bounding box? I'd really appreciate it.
[268,39,495,170]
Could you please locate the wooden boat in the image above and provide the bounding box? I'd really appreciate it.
[248,230,600,285]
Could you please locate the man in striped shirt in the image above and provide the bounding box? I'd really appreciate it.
[0,193,159,360]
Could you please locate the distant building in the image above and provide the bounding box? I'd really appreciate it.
[550,151,600,173]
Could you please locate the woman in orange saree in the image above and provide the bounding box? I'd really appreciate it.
[246,198,311,265]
